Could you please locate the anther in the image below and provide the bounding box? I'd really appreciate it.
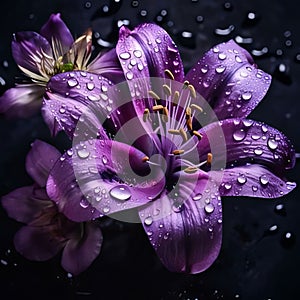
[191,104,203,113]
[188,84,197,98]
[164,69,175,80]
[183,80,189,89]
[152,105,164,112]
[186,117,193,131]
[172,149,185,155]
[143,108,150,122]
[193,131,202,140]
[179,128,188,142]
[168,129,181,135]
[185,107,192,119]
[142,156,150,162]
[163,84,171,96]
[172,91,180,106]
[148,90,160,100]
[162,106,169,122]
[207,153,213,165]
[184,166,198,174]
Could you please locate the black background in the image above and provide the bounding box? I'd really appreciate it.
[0,0,299,299]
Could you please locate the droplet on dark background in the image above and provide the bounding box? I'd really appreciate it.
[242,11,260,27]
[274,203,287,216]
[176,30,196,48]
[131,0,139,8]
[91,0,123,20]
[214,25,235,36]
[195,15,204,23]
[280,231,296,248]
[273,62,292,85]
[223,2,233,11]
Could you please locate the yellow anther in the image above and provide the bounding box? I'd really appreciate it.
[185,107,192,119]
[183,80,189,89]
[186,117,193,131]
[172,149,185,155]
[184,166,198,174]
[164,69,175,80]
[163,84,172,96]
[172,90,180,106]
[191,104,203,113]
[152,105,164,112]
[148,90,160,100]
[188,84,196,98]
[143,108,150,122]
[207,153,213,165]
[162,106,169,122]
[142,156,150,162]
[168,129,181,135]
[193,131,202,140]
[179,128,188,142]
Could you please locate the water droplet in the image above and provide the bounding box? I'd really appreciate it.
[131,0,139,7]
[102,155,108,164]
[224,183,232,190]
[268,224,278,233]
[119,52,131,60]
[252,185,258,192]
[126,71,134,80]
[251,133,261,140]
[77,148,90,159]
[86,82,95,90]
[172,202,184,213]
[237,174,247,184]
[205,203,215,214]
[267,138,278,150]
[80,198,89,208]
[103,206,110,214]
[67,78,78,87]
[242,119,254,127]
[59,107,66,114]
[214,25,235,36]
[242,91,252,101]
[201,65,208,73]
[274,203,286,216]
[259,174,269,186]
[144,216,153,226]
[133,50,142,58]
[109,185,131,201]
[218,52,227,60]
[254,147,263,156]
[235,55,242,63]
[233,128,246,141]
[281,231,296,248]
[215,65,226,73]
[87,94,101,101]
[193,193,202,201]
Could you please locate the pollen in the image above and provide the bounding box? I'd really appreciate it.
[207,153,213,165]
[142,156,150,162]
[188,84,196,98]
[164,69,175,80]
[172,149,185,155]
[186,117,193,131]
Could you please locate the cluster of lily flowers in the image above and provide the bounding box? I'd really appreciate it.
[0,14,296,275]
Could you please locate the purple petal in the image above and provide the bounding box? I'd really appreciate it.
[61,222,102,275]
[40,13,74,57]
[1,186,50,224]
[47,139,165,222]
[12,32,52,75]
[42,71,117,139]
[185,40,272,120]
[0,84,44,118]
[87,48,125,83]
[185,118,295,174]
[216,164,296,198]
[14,225,63,261]
[139,171,222,273]
[26,140,61,187]
[117,23,184,81]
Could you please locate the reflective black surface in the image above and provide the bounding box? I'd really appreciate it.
[0,1,299,299]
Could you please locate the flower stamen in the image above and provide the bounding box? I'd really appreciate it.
[191,103,203,113]
[163,84,172,96]
[143,108,150,122]
[188,84,196,98]
[172,149,185,155]
[164,69,175,80]
[148,90,161,100]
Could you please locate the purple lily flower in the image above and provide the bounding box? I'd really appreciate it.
[1,140,102,275]
[0,13,123,119]
[44,23,296,273]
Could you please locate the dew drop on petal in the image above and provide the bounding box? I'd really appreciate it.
[102,155,108,164]
[77,148,90,159]
[126,71,134,80]
[215,65,226,73]
[237,174,247,184]
[241,91,252,101]
[103,206,110,214]
[133,50,142,58]
[218,52,227,60]
[144,216,153,226]
[193,193,202,201]
[224,183,232,190]
[204,203,215,214]
[119,52,131,60]
[254,147,263,156]
[67,78,79,87]
[80,198,89,208]
[86,82,95,90]
[267,138,278,150]
[109,185,131,201]
[259,174,269,186]
[233,128,246,141]
[172,203,184,213]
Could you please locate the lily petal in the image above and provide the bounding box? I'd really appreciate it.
[87,48,125,83]
[26,140,61,187]
[0,84,44,118]
[1,186,50,224]
[14,225,63,261]
[185,119,295,175]
[40,13,74,58]
[185,40,272,120]
[47,139,165,222]
[215,164,296,198]
[139,171,222,273]
[12,31,52,76]
[61,222,102,275]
